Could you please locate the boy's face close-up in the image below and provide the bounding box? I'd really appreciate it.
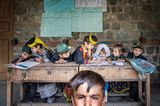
[71,82,105,106]
[21,52,30,59]
[133,48,143,56]
[113,48,122,57]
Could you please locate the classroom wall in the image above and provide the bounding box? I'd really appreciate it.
[14,0,160,68]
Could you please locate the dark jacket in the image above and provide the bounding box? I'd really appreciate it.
[108,54,126,61]
[72,46,90,64]
[50,52,72,63]
[127,52,147,61]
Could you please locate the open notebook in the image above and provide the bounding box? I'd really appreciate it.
[7,61,40,70]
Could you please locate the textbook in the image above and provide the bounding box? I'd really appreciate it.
[7,61,40,70]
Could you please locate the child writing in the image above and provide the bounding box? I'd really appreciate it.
[27,37,57,103]
[27,37,52,63]
[50,43,72,63]
[11,45,35,63]
[72,34,98,64]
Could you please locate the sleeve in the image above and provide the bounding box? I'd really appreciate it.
[73,47,84,64]
[50,52,60,63]
[11,57,20,64]
[140,55,147,61]
[43,50,51,63]
[127,52,133,59]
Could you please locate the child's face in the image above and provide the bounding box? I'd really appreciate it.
[99,49,106,57]
[85,42,94,50]
[133,48,143,56]
[60,51,70,58]
[113,48,122,57]
[31,46,39,53]
[71,82,105,106]
[21,52,30,59]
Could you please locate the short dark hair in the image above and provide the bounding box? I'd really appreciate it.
[69,70,105,96]
[113,43,125,53]
[83,35,98,44]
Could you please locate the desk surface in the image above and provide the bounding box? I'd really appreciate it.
[8,62,144,82]
[7,62,150,106]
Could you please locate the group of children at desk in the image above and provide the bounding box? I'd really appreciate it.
[12,34,147,103]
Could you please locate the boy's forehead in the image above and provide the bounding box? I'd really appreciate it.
[76,82,102,93]
[133,47,143,50]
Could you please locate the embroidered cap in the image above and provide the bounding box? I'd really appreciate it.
[56,43,69,54]
[27,37,48,49]
[132,42,143,50]
[89,34,97,45]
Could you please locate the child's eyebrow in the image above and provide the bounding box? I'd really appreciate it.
[75,93,85,97]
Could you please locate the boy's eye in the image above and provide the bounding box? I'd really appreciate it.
[77,96,85,99]
[91,96,99,100]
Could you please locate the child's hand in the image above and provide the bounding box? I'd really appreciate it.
[55,59,67,64]
[35,58,44,63]
[117,59,125,62]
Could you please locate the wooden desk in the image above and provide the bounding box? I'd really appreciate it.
[7,62,150,106]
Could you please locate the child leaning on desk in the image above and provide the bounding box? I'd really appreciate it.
[107,43,130,94]
[127,42,147,101]
[11,44,38,102]
[27,37,53,63]
[50,43,72,63]
[27,37,57,103]
[107,43,126,62]
[72,34,98,64]
[92,43,111,63]
[11,44,36,64]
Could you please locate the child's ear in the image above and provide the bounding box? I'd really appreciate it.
[71,96,75,106]
[102,96,106,106]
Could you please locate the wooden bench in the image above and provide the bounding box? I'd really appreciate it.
[7,62,150,106]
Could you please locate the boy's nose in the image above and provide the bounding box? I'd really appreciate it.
[85,98,91,106]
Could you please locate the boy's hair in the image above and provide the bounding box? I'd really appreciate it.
[132,42,143,50]
[83,35,98,45]
[22,45,32,55]
[113,43,125,53]
[69,70,105,96]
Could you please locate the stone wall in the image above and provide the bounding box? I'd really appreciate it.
[14,0,160,67]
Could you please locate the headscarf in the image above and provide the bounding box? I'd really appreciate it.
[93,44,111,59]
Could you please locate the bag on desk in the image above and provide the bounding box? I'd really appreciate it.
[129,59,156,79]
